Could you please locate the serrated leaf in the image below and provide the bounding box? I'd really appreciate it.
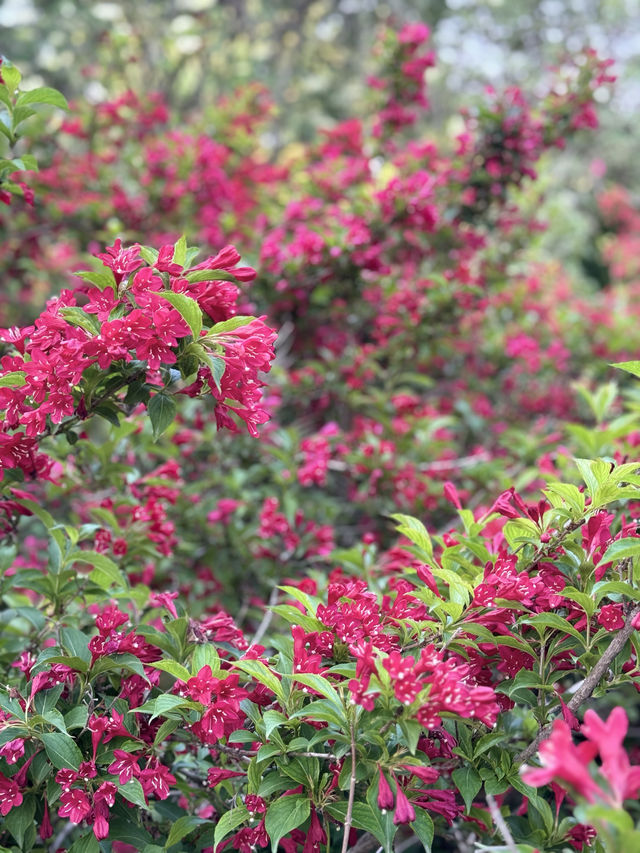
[70,550,126,590]
[4,794,35,847]
[61,626,92,663]
[264,795,310,853]
[287,672,343,709]
[40,731,83,771]
[108,818,152,848]
[391,513,433,558]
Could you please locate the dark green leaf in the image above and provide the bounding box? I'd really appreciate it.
[452,765,482,812]
[264,795,310,853]
[148,393,177,441]
[40,731,83,771]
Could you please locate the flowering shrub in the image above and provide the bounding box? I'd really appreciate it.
[1,26,640,853]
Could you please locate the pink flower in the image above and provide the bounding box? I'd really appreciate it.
[393,781,416,825]
[0,738,25,765]
[58,789,92,823]
[581,707,640,806]
[0,773,22,816]
[377,767,395,812]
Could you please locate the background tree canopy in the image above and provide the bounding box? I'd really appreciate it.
[1,0,639,286]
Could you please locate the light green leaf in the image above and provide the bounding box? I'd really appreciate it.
[611,361,640,379]
[16,86,68,109]
[172,235,187,267]
[158,291,202,339]
[0,371,26,388]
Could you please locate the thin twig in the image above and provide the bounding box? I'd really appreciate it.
[517,602,640,765]
[341,718,357,853]
[250,586,279,647]
[486,793,519,853]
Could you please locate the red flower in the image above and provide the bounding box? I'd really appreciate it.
[597,603,624,631]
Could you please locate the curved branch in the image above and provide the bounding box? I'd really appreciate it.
[517,602,640,765]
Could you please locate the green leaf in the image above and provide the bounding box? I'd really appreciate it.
[59,306,100,335]
[600,538,640,565]
[233,659,287,704]
[264,795,310,853]
[0,371,26,388]
[365,782,397,852]
[410,809,434,852]
[158,291,202,340]
[391,513,433,558]
[593,580,640,603]
[74,269,117,293]
[70,550,126,590]
[186,269,240,284]
[68,833,100,853]
[287,672,343,709]
[148,393,177,441]
[452,765,482,812]
[148,659,191,682]
[288,699,346,728]
[325,801,378,834]
[207,315,255,335]
[520,612,586,646]
[65,706,89,731]
[192,643,220,675]
[172,235,187,267]
[40,731,84,771]
[119,778,149,809]
[263,709,288,739]
[108,818,153,848]
[165,815,208,848]
[1,62,22,92]
[61,627,92,663]
[213,806,250,849]
[207,355,225,392]
[4,794,35,847]
[16,86,68,109]
[611,360,640,379]
[136,694,199,721]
